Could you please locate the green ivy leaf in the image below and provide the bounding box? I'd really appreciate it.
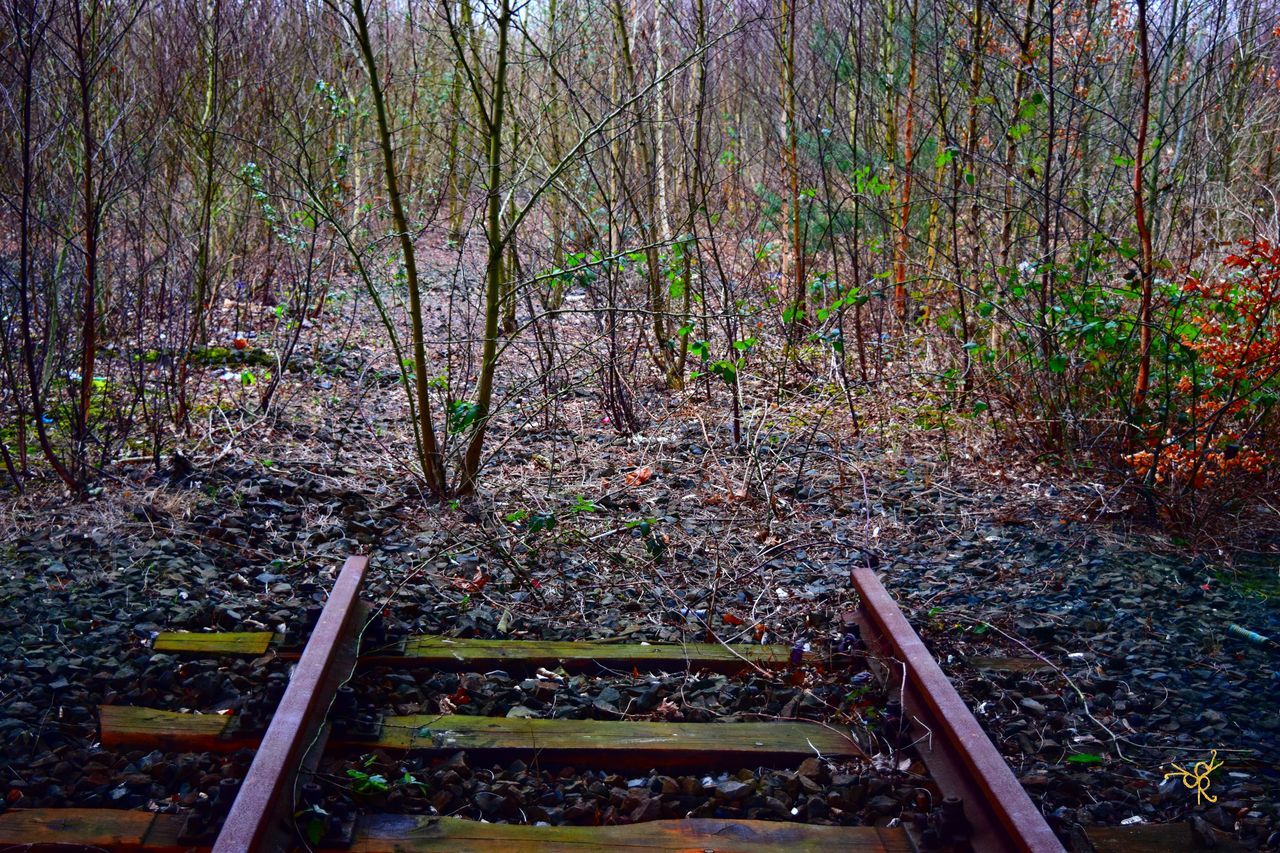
[528,512,557,534]
[710,359,738,386]
[447,400,481,433]
[570,495,598,514]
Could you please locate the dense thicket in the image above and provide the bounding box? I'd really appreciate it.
[3,0,1279,526]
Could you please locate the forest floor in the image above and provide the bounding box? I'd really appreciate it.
[1,254,1278,849]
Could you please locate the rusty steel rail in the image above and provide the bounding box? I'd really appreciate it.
[212,555,369,853]
[851,567,1065,853]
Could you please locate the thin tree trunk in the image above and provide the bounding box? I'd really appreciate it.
[73,0,99,460]
[444,0,474,242]
[1132,0,1156,407]
[1000,0,1037,272]
[351,0,448,496]
[14,0,79,493]
[892,0,920,324]
[459,0,512,493]
[179,0,221,428]
[192,0,220,347]
[780,0,806,331]
[667,0,706,390]
[963,0,985,393]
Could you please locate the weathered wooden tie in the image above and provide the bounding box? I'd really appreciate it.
[0,808,1216,853]
[153,631,276,656]
[98,706,860,768]
[395,635,802,671]
[154,630,812,672]
[0,810,915,852]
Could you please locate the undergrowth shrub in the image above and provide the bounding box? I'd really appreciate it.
[1125,239,1280,526]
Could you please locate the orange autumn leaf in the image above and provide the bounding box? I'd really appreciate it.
[625,466,654,486]
[722,612,745,626]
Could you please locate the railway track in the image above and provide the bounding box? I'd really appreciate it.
[0,556,1178,852]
